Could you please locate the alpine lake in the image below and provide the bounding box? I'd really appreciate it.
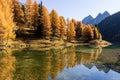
[0,44,120,80]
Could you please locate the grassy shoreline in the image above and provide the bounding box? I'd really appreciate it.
[0,39,111,50]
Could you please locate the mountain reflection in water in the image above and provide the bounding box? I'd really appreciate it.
[56,64,120,80]
[0,45,120,80]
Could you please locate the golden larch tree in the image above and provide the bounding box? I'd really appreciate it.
[67,21,76,41]
[13,0,25,26]
[32,1,40,30]
[99,33,102,40]
[82,25,94,42]
[50,10,60,38]
[76,21,83,39]
[25,0,34,28]
[40,6,51,39]
[0,0,16,45]
[72,19,77,28]
[93,27,99,39]
[59,16,67,40]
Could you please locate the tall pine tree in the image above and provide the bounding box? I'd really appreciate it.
[0,0,16,45]
[98,33,102,40]
[32,1,40,30]
[13,0,25,26]
[39,6,51,39]
[93,27,99,39]
[50,10,60,38]
[59,16,67,40]
[76,21,83,39]
[82,25,94,42]
[67,21,76,41]
[25,0,34,28]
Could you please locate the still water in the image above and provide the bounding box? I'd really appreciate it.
[0,45,120,80]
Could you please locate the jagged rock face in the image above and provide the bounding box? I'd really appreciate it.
[82,11,110,26]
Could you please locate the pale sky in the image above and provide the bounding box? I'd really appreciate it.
[19,0,120,21]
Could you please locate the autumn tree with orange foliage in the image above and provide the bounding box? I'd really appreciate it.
[59,16,67,40]
[32,1,40,30]
[0,0,16,45]
[25,0,34,28]
[76,21,83,39]
[13,0,25,26]
[93,27,99,39]
[39,6,51,39]
[67,20,76,41]
[99,33,102,40]
[50,10,60,38]
[93,25,103,40]
[72,19,77,28]
[0,0,102,42]
[13,0,26,37]
[82,25,94,42]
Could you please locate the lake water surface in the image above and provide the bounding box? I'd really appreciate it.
[0,45,120,80]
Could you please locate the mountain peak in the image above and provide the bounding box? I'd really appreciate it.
[103,11,110,15]
[102,11,110,17]
[98,13,102,15]
[88,15,93,18]
[82,15,93,24]
[82,11,110,25]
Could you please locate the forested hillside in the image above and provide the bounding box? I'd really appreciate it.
[98,12,120,43]
[0,0,102,46]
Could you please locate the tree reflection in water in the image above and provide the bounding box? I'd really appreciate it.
[0,49,15,80]
[12,46,104,80]
[1,45,119,80]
